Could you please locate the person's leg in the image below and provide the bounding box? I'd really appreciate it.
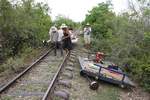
[68,50,71,56]
[87,35,91,49]
[65,49,68,54]
[54,42,57,56]
[84,35,87,47]
[86,36,89,49]
[58,42,63,56]
[84,35,88,48]
[51,43,56,56]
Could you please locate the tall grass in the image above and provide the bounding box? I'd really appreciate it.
[0,47,43,74]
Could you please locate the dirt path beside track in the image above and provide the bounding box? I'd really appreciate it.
[67,36,150,100]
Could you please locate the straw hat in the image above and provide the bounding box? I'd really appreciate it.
[86,23,90,26]
[60,23,67,29]
[51,26,57,32]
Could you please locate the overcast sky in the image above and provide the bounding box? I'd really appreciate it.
[35,0,129,22]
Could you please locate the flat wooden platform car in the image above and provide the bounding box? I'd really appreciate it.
[71,37,78,43]
[78,56,135,89]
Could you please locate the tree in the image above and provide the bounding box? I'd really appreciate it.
[83,2,115,38]
[0,0,52,61]
[83,1,150,91]
[53,15,77,29]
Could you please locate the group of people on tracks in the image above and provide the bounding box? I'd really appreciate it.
[48,24,73,56]
[48,23,92,56]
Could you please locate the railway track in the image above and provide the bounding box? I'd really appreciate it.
[0,47,54,94]
[43,51,76,100]
[0,47,77,100]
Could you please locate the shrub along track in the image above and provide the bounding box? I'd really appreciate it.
[0,37,149,100]
[58,37,150,100]
[0,48,67,100]
[0,47,50,88]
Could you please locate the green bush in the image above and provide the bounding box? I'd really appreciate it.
[0,0,52,60]
[0,47,42,74]
[53,15,78,29]
[0,57,24,73]
[83,1,150,92]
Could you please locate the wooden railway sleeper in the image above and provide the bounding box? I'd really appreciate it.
[58,80,72,88]
[54,89,70,100]
[62,72,73,79]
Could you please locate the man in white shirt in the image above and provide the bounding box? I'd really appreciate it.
[83,23,91,48]
[49,26,58,56]
[57,24,65,56]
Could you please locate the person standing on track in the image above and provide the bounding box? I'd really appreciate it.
[57,25,64,56]
[83,23,92,49]
[49,26,58,56]
[61,24,72,54]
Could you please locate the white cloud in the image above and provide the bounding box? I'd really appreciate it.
[35,0,128,22]
[112,0,129,14]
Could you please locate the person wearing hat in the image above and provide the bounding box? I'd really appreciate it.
[60,23,67,29]
[61,24,72,53]
[57,24,65,56]
[83,23,92,48]
[49,26,59,56]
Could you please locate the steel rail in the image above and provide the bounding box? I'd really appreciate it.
[42,52,69,100]
[0,47,54,94]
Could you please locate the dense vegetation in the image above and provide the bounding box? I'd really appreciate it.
[0,0,149,92]
[0,0,78,73]
[53,15,79,29]
[83,0,150,91]
[0,0,52,63]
